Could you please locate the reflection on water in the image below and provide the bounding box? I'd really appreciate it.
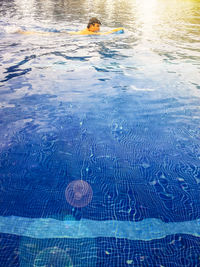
[1,0,199,64]
[11,0,200,31]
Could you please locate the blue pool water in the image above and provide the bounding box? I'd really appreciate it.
[0,0,200,266]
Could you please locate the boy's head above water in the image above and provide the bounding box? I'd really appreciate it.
[87,17,101,32]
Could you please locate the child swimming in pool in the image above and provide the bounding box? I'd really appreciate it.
[71,17,102,35]
[17,17,124,35]
[69,17,124,35]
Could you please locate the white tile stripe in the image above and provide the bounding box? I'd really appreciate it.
[0,216,200,240]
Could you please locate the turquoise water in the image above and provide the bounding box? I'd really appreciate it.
[0,0,200,266]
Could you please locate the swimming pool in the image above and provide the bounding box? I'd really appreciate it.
[0,0,200,266]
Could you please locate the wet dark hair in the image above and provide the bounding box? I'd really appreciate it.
[87,17,101,29]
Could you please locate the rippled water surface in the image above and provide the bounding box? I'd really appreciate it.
[0,0,200,266]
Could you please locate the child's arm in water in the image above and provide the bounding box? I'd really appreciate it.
[100,27,124,35]
[68,27,124,35]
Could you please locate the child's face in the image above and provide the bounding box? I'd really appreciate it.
[89,23,100,32]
